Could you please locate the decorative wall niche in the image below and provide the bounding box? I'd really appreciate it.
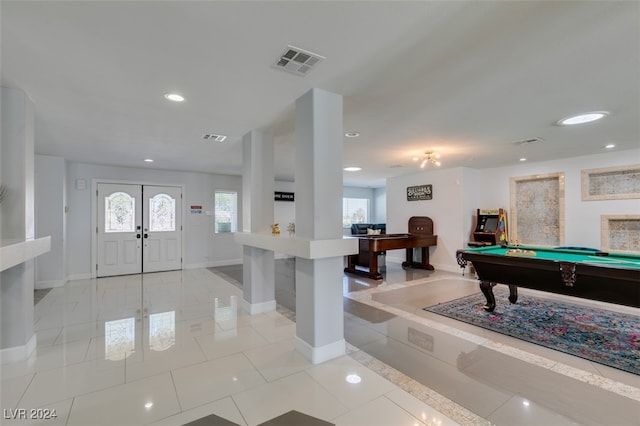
[601,215,640,253]
[581,164,640,201]
[510,172,565,246]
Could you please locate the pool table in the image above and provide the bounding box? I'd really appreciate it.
[457,245,640,312]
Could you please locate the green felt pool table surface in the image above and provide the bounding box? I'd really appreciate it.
[463,245,640,269]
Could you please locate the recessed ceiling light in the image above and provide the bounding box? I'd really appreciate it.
[345,132,360,138]
[519,158,527,162]
[144,402,154,409]
[605,143,616,149]
[144,158,154,163]
[556,111,608,125]
[164,93,185,102]
[344,166,362,172]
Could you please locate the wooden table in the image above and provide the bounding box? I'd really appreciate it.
[345,229,437,280]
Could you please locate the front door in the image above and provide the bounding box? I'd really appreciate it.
[97,183,182,277]
[142,185,182,273]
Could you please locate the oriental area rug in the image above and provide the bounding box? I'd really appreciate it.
[424,290,640,375]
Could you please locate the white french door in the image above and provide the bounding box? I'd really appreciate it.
[97,183,142,277]
[97,183,182,277]
[142,185,182,273]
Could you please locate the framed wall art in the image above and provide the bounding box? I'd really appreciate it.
[601,215,640,253]
[510,172,565,246]
[582,164,640,201]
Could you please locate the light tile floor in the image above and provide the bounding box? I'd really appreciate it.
[1,263,638,426]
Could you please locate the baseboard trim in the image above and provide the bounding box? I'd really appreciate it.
[241,299,276,315]
[35,279,65,289]
[185,259,243,269]
[294,336,345,364]
[66,273,91,282]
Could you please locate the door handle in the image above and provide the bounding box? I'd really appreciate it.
[144,233,148,239]
[136,234,141,239]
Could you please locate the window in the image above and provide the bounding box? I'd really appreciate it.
[215,191,237,233]
[149,193,176,232]
[105,192,135,233]
[343,197,369,228]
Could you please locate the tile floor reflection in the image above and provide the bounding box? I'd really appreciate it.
[1,262,638,426]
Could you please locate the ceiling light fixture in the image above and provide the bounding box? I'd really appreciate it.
[344,166,362,172]
[164,93,185,102]
[519,158,527,162]
[415,152,441,168]
[605,143,616,149]
[345,132,360,138]
[556,111,608,126]
[144,158,154,163]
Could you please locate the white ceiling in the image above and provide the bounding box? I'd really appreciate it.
[2,1,639,187]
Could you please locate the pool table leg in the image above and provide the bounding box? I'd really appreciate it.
[508,284,518,304]
[479,280,496,312]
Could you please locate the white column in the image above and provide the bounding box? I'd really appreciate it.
[1,87,38,362]
[294,88,346,363]
[241,130,276,314]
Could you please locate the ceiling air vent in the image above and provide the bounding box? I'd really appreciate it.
[272,45,325,76]
[202,134,227,142]
[512,137,544,146]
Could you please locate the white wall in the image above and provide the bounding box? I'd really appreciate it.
[54,150,638,279]
[462,168,481,242]
[40,156,385,280]
[386,167,466,272]
[478,149,640,250]
[35,155,66,288]
[373,187,387,223]
[65,162,244,279]
[385,149,640,273]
